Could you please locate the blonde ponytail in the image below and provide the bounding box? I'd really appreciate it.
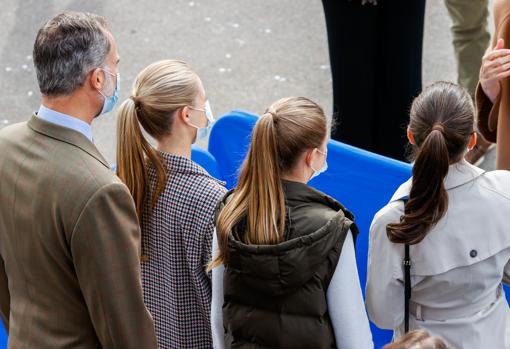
[115,59,201,219]
[116,98,166,219]
[210,97,328,270]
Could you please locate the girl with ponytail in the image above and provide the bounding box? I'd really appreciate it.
[366,81,510,349]
[209,97,373,349]
[116,60,226,348]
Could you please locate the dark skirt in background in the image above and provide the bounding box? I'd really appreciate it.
[322,0,426,161]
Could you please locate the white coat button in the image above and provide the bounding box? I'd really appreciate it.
[470,250,477,258]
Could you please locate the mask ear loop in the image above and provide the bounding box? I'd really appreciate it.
[204,100,215,125]
[186,112,201,130]
[310,148,328,178]
[304,149,317,181]
[98,69,117,98]
[188,102,214,128]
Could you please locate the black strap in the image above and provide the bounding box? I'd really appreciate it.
[404,243,411,333]
[400,197,411,333]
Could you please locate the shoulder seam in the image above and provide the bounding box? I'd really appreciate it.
[478,181,510,201]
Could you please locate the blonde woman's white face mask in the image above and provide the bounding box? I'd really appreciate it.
[188,100,215,140]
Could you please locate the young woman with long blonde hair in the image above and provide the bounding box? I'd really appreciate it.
[209,97,373,349]
[116,60,226,348]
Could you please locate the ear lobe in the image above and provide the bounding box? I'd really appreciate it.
[468,132,477,150]
[407,128,415,145]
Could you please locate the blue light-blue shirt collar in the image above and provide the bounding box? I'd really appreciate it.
[36,105,93,143]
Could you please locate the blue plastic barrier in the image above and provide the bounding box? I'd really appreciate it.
[208,110,254,188]
[191,145,221,179]
[0,329,5,348]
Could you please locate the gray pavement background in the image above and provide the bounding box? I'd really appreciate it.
[0,0,496,168]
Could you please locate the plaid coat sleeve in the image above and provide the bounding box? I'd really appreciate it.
[187,182,227,318]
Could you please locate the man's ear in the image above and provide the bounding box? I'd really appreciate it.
[407,128,415,145]
[89,68,105,90]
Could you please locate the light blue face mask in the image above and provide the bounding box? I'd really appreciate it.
[197,125,210,140]
[98,69,120,116]
[310,149,328,180]
[188,100,215,141]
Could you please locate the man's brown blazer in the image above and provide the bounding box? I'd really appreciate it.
[0,116,157,348]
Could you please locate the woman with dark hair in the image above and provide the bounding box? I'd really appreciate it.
[366,82,510,348]
[210,97,373,348]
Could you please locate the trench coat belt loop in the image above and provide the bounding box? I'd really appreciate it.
[415,304,423,321]
[409,285,503,321]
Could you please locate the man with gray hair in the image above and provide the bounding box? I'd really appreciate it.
[0,11,157,348]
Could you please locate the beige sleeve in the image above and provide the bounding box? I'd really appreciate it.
[71,183,157,349]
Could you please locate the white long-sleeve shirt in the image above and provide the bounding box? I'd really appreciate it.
[211,230,373,349]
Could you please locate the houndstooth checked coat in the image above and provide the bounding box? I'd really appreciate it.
[141,151,227,349]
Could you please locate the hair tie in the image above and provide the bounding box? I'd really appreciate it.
[130,95,141,111]
[265,110,277,120]
[431,123,444,133]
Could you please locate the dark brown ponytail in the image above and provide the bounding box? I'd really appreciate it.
[387,82,475,245]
